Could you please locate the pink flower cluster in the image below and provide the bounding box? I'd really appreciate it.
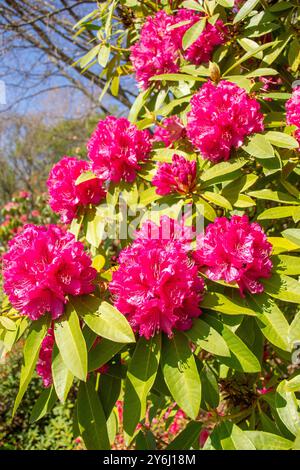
[286,86,300,148]
[130,10,227,90]
[152,154,197,195]
[109,216,204,339]
[153,116,186,147]
[187,80,264,162]
[3,225,96,320]
[87,116,152,183]
[193,215,273,296]
[47,157,106,223]
[36,327,54,387]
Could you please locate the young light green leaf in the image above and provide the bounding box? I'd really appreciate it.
[265,131,299,149]
[258,206,297,220]
[201,291,256,316]
[263,274,300,304]
[30,386,57,423]
[282,229,300,247]
[233,0,260,24]
[275,380,300,436]
[185,318,230,357]
[243,431,293,450]
[51,344,74,403]
[182,18,206,50]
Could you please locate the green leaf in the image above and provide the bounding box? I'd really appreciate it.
[182,18,206,50]
[149,73,205,82]
[242,134,274,159]
[245,68,278,78]
[204,316,261,373]
[51,344,74,403]
[200,159,247,185]
[167,421,202,450]
[13,316,49,416]
[282,229,300,247]
[263,274,300,304]
[248,189,298,205]
[269,236,300,254]
[135,430,157,450]
[243,431,293,450]
[275,380,300,436]
[248,294,290,351]
[272,255,300,275]
[218,422,256,450]
[123,335,161,443]
[265,131,299,149]
[54,303,87,381]
[71,296,135,344]
[98,374,121,419]
[88,338,125,372]
[185,318,230,356]
[161,332,201,419]
[128,88,151,123]
[285,374,300,393]
[233,0,260,24]
[77,379,110,450]
[79,45,100,68]
[98,44,111,68]
[75,171,97,186]
[258,206,297,220]
[200,366,220,409]
[30,386,57,423]
[289,311,300,348]
[201,291,256,316]
[202,191,232,210]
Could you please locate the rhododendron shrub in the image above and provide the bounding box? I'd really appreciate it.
[1,0,300,452]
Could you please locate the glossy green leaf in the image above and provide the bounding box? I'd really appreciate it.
[182,18,206,50]
[167,421,202,450]
[88,338,125,372]
[275,380,300,436]
[98,374,121,419]
[123,334,161,443]
[265,131,299,149]
[201,291,256,316]
[263,274,300,304]
[30,386,57,423]
[233,0,260,24]
[282,229,300,247]
[77,379,110,450]
[243,134,274,159]
[243,431,293,450]
[185,318,230,357]
[161,332,201,419]
[13,316,49,416]
[54,303,87,381]
[51,344,74,403]
[218,422,256,450]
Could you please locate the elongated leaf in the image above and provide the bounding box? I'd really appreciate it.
[123,335,161,443]
[30,386,57,423]
[185,318,230,356]
[285,374,300,393]
[201,291,256,316]
[272,255,300,275]
[248,190,298,205]
[204,316,261,372]
[289,311,300,349]
[263,274,300,304]
[13,316,49,416]
[167,421,202,450]
[71,296,135,344]
[99,374,121,419]
[54,303,87,381]
[202,191,232,210]
[218,422,256,450]
[242,134,274,159]
[248,294,290,351]
[200,366,219,409]
[233,0,260,24]
[161,332,201,419]
[150,73,205,82]
[200,159,247,184]
[88,338,125,372]
[77,379,110,450]
[258,206,297,220]
[282,229,300,247]
[265,131,299,149]
[243,431,293,450]
[51,344,74,403]
[269,236,300,254]
[275,380,300,436]
[135,430,156,450]
[182,18,206,50]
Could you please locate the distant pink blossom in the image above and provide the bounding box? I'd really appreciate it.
[31,210,40,218]
[109,216,204,339]
[3,225,97,320]
[152,154,197,195]
[18,191,30,199]
[193,215,272,296]
[87,116,152,183]
[153,116,186,147]
[187,80,264,163]
[47,156,106,223]
[36,328,54,387]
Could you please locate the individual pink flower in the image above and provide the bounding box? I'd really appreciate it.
[152,154,197,195]
[130,11,180,90]
[109,216,205,339]
[31,210,40,218]
[173,9,227,66]
[3,225,97,320]
[193,215,272,296]
[18,191,30,199]
[153,116,186,147]
[187,80,264,163]
[87,116,152,183]
[36,327,54,388]
[47,157,106,223]
[286,86,300,148]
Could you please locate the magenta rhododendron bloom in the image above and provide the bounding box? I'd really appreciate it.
[130,10,227,90]
[173,9,227,66]
[109,216,204,339]
[153,116,186,147]
[152,154,197,195]
[47,157,106,223]
[187,80,264,163]
[3,225,97,320]
[36,327,54,388]
[286,86,300,148]
[87,116,152,183]
[193,215,272,296]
